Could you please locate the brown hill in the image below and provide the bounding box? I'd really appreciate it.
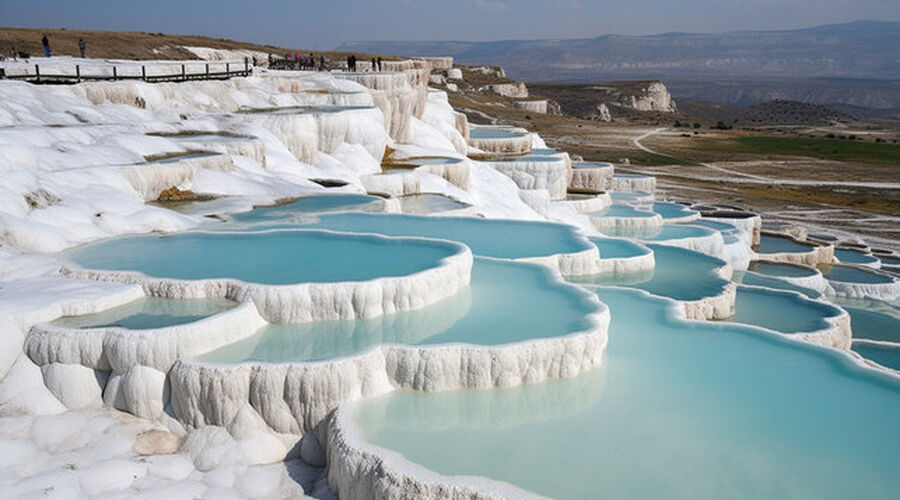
[0,27,391,61]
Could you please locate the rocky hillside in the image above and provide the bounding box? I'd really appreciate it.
[530,81,676,122]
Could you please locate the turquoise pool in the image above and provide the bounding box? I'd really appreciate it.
[354,287,900,499]
[399,194,471,214]
[590,237,652,259]
[66,230,461,284]
[469,128,527,139]
[728,286,837,334]
[640,224,716,242]
[230,194,382,223]
[749,261,819,279]
[832,298,900,344]
[834,248,879,266]
[824,264,894,284]
[52,297,237,330]
[290,213,594,260]
[757,234,816,254]
[199,258,599,363]
[852,342,900,371]
[652,202,698,220]
[571,244,729,302]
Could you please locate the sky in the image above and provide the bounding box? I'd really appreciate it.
[2,0,899,50]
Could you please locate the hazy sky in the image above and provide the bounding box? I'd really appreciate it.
[2,0,899,50]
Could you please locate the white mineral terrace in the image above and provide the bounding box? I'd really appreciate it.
[0,55,897,500]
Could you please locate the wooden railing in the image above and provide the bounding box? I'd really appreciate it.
[0,59,252,84]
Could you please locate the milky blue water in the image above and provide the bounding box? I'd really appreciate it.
[591,205,657,218]
[491,155,559,163]
[530,148,559,155]
[651,202,698,220]
[354,287,900,500]
[153,152,220,164]
[469,128,527,139]
[241,105,374,115]
[395,157,463,166]
[757,234,816,254]
[229,194,382,224]
[750,261,819,278]
[613,173,652,179]
[640,224,716,242]
[66,230,460,284]
[289,213,594,260]
[692,219,742,244]
[570,244,728,301]
[834,248,879,265]
[590,237,651,259]
[160,133,255,143]
[880,255,900,267]
[399,194,471,214]
[736,271,821,298]
[610,191,652,203]
[824,264,895,284]
[573,161,614,169]
[852,342,900,371]
[831,298,900,344]
[728,286,837,334]
[199,258,599,363]
[52,297,237,330]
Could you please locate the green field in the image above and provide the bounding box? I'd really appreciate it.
[707,135,900,164]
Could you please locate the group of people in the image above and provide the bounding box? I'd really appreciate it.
[269,52,326,71]
[6,34,87,60]
[346,55,383,72]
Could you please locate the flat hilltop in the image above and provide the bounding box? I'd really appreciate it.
[0,27,392,61]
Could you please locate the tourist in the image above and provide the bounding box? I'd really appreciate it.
[371,57,376,71]
[41,34,50,57]
[319,55,325,71]
[308,53,314,70]
[377,57,383,71]
[78,38,85,58]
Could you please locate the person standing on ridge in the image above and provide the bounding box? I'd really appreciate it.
[78,38,86,58]
[377,57,383,71]
[319,55,325,71]
[371,57,376,71]
[41,34,50,57]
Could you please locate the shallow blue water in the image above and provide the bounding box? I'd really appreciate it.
[153,152,220,164]
[852,342,900,371]
[399,194,471,214]
[737,271,821,298]
[230,194,382,223]
[834,248,879,265]
[590,237,651,259]
[652,202,698,220]
[728,286,837,334]
[750,261,818,278]
[832,298,900,343]
[160,133,254,143]
[491,155,559,163]
[570,244,728,301]
[530,148,559,155]
[592,205,657,218]
[610,191,652,203]
[66,230,460,284]
[640,224,715,242]
[242,105,374,115]
[396,157,463,166]
[200,258,598,363]
[355,287,900,499]
[52,297,237,330]
[757,234,816,254]
[292,213,594,260]
[880,255,900,267]
[469,128,527,139]
[824,264,894,284]
[613,173,651,179]
[573,161,614,169]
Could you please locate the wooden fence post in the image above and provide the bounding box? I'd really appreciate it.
[112,66,117,80]
[244,57,248,72]
[181,64,186,81]
[76,65,80,83]
[142,66,146,81]
[35,64,40,83]
[226,62,230,75]
[206,63,209,77]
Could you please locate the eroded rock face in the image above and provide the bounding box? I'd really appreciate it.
[482,82,529,98]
